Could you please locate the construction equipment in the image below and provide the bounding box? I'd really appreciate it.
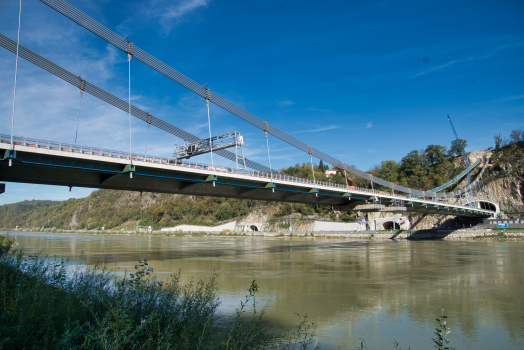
[447,115,473,207]
[173,131,247,171]
[332,166,354,187]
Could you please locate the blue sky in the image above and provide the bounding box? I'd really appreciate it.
[0,0,523,205]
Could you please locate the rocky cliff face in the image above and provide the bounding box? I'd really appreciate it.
[481,173,524,217]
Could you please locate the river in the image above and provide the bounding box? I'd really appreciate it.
[3,232,524,349]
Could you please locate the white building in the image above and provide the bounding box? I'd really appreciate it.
[325,169,337,177]
[161,221,236,232]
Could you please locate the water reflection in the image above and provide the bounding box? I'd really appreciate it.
[3,232,524,349]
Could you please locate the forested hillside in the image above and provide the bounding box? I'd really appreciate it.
[283,138,473,191]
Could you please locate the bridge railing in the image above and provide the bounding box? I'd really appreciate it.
[1,134,176,165]
[1,134,489,210]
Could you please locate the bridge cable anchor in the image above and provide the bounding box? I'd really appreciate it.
[123,164,135,179]
[205,174,217,187]
[4,149,16,167]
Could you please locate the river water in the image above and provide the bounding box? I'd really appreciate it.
[3,232,524,349]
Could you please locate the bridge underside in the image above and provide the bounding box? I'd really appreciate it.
[0,147,493,218]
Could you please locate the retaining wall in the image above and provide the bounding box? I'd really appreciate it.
[233,230,524,240]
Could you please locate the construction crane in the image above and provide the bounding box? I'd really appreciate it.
[447,115,473,207]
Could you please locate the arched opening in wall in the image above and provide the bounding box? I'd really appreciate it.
[382,221,400,230]
[478,201,497,211]
[250,225,259,232]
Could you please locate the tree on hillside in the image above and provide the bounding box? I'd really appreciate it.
[448,139,467,157]
[282,163,313,180]
[378,160,400,183]
[510,129,522,143]
[425,144,447,165]
[319,159,329,172]
[400,150,428,176]
[494,133,503,149]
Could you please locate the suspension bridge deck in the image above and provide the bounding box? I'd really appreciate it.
[0,135,495,218]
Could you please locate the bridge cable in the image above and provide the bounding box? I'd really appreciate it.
[38,0,435,198]
[144,112,151,158]
[9,0,22,167]
[126,40,133,174]
[74,78,85,144]
[203,86,214,170]
[263,122,274,189]
[0,33,274,174]
[308,146,317,197]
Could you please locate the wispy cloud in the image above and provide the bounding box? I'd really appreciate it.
[413,60,457,78]
[365,122,373,128]
[161,0,210,22]
[493,94,524,103]
[144,0,210,32]
[276,100,296,107]
[185,122,210,134]
[292,125,339,134]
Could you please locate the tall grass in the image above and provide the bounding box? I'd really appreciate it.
[0,251,318,349]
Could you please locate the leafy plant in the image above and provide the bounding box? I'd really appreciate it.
[432,309,455,350]
[0,235,16,255]
[0,251,322,349]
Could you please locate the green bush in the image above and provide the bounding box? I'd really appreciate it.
[0,235,16,255]
[0,252,319,349]
[0,252,219,349]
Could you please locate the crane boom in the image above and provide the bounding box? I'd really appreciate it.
[447,115,473,207]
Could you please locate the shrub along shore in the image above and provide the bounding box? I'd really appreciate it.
[0,248,319,349]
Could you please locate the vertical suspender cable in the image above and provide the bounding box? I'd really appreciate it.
[263,122,273,183]
[128,43,132,164]
[344,169,349,190]
[144,113,151,159]
[9,0,22,166]
[308,146,317,197]
[235,132,238,172]
[74,78,85,144]
[204,88,214,169]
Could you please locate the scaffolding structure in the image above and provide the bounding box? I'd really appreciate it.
[174,131,247,171]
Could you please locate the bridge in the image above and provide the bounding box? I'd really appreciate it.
[1,0,497,218]
[0,134,494,218]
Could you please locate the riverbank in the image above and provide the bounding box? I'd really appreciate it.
[3,228,524,239]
